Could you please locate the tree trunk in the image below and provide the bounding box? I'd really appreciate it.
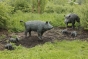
[37,0,41,13]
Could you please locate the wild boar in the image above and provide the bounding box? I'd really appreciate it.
[20,20,53,40]
[64,13,80,29]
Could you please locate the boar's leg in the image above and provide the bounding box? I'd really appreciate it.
[77,22,80,29]
[37,30,42,40]
[41,31,45,36]
[25,30,28,37]
[28,30,31,37]
[72,22,75,29]
[38,33,42,40]
[65,22,68,28]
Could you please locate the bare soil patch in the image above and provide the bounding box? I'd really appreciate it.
[0,27,88,50]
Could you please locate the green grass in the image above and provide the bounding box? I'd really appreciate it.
[8,3,88,32]
[0,40,88,59]
[8,11,65,32]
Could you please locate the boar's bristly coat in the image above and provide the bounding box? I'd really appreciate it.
[64,13,80,29]
[20,20,53,40]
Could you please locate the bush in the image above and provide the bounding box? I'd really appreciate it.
[78,4,88,29]
[44,1,75,14]
[0,1,13,29]
[73,2,88,29]
[9,12,65,32]
[9,0,31,13]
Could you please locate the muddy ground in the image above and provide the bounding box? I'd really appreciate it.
[0,27,88,50]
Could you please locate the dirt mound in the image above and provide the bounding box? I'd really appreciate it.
[0,27,88,50]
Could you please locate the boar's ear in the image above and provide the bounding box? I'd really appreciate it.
[49,21,51,23]
[46,21,48,24]
[68,15,71,18]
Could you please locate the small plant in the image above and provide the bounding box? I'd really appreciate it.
[0,34,6,40]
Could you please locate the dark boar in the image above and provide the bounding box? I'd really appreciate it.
[9,36,19,43]
[64,13,80,29]
[61,29,69,35]
[71,31,77,37]
[5,43,14,50]
[20,20,53,40]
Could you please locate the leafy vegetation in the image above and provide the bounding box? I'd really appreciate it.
[0,0,88,31]
[0,40,88,59]
[0,1,13,29]
[0,0,88,59]
[9,11,65,32]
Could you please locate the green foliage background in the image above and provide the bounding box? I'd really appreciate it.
[0,0,88,59]
[0,1,13,29]
[0,0,88,32]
